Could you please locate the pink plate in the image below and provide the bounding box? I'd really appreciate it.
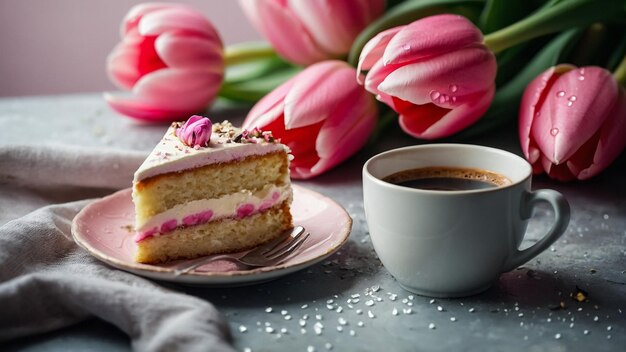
[71,185,352,286]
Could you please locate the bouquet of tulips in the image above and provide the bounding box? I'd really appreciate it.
[105,0,626,181]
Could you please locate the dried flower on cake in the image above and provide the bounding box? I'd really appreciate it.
[176,115,212,148]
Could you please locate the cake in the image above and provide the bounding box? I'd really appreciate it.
[132,115,293,264]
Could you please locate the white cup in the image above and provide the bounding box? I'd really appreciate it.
[363,144,570,297]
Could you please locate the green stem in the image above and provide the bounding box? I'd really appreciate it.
[483,0,626,54]
[223,42,277,66]
[613,55,626,86]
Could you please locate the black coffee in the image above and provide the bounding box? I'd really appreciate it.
[383,166,511,191]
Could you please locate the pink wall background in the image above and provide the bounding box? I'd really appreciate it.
[0,0,261,97]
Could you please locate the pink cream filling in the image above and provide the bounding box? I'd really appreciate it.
[135,191,284,242]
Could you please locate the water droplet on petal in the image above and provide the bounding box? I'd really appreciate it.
[535,111,541,117]
[550,128,559,136]
[451,96,457,103]
[567,101,573,107]
[402,44,411,51]
[579,68,585,75]
[449,84,458,92]
[557,91,565,97]
[569,95,577,102]
[439,95,447,104]
[430,91,441,101]
[578,76,585,81]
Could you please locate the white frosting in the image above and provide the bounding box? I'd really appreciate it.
[136,183,292,233]
[134,123,289,181]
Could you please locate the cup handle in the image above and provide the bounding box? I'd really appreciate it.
[502,189,570,272]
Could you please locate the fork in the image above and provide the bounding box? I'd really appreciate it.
[172,226,309,275]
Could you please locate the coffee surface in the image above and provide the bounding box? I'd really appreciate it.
[383,166,511,191]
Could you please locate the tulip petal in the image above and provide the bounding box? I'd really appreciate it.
[398,87,494,139]
[288,0,351,54]
[239,0,326,65]
[541,155,575,181]
[357,26,404,84]
[139,8,221,41]
[284,61,355,129]
[378,46,496,107]
[577,87,626,180]
[105,69,222,121]
[304,93,377,178]
[132,69,222,111]
[243,79,295,130]
[518,65,569,161]
[383,14,483,66]
[106,35,168,90]
[154,32,223,70]
[532,67,618,164]
[121,3,184,36]
[104,92,201,122]
[289,0,382,55]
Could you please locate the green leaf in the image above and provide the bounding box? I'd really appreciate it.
[347,0,486,66]
[218,66,301,103]
[456,29,581,139]
[483,0,626,54]
[225,56,291,84]
[479,0,533,34]
[606,29,626,71]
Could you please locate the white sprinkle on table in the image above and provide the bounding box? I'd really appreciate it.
[428,323,436,330]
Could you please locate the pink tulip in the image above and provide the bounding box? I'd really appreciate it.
[242,60,378,179]
[519,65,626,181]
[239,0,385,65]
[357,14,497,139]
[105,3,224,122]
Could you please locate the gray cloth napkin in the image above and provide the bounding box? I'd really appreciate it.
[0,144,235,352]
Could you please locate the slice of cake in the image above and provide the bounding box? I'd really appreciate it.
[132,115,293,264]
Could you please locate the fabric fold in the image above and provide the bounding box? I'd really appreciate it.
[0,144,235,352]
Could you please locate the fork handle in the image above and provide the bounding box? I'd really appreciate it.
[172,254,243,275]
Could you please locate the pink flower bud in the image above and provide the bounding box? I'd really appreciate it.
[519,65,626,181]
[239,0,384,65]
[104,3,224,122]
[243,60,378,179]
[357,14,497,139]
[176,115,212,147]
